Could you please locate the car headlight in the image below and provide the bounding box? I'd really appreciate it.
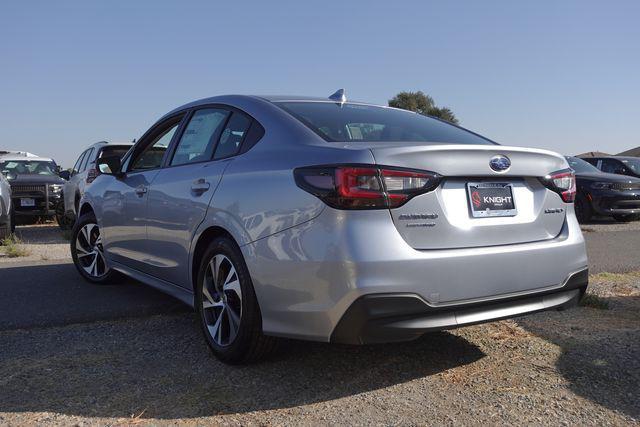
[591,182,613,190]
[49,184,63,194]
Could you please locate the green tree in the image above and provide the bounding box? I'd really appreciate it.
[388,91,459,125]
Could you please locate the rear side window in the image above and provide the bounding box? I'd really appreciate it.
[214,112,252,159]
[171,109,229,166]
[275,102,495,145]
[72,151,87,174]
[99,145,131,160]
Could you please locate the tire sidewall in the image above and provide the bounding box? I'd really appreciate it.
[196,237,261,362]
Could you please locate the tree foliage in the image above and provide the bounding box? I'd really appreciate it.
[388,91,459,125]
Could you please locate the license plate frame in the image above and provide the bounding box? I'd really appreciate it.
[467,182,517,218]
[20,198,36,207]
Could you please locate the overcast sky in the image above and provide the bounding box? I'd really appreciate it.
[1,0,638,167]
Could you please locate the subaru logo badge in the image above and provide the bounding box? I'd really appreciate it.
[489,155,511,172]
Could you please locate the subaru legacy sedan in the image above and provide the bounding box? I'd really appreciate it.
[72,92,588,363]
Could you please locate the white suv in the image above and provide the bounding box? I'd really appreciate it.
[62,141,132,228]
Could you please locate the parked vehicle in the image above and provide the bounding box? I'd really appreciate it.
[0,153,66,226]
[582,156,640,179]
[567,156,640,222]
[72,92,588,364]
[61,141,133,229]
[0,171,14,239]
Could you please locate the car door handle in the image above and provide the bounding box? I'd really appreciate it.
[191,179,210,195]
[135,185,148,196]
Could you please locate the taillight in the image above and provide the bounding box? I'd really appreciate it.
[294,165,441,209]
[541,169,576,203]
[86,168,99,184]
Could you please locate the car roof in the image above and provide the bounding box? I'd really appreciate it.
[162,94,382,118]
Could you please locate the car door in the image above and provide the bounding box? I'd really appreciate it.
[145,107,253,288]
[101,114,185,273]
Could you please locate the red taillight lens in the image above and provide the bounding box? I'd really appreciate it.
[294,165,441,210]
[86,168,99,184]
[542,169,576,203]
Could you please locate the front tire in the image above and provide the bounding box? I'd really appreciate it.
[71,212,121,284]
[196,237,277,364]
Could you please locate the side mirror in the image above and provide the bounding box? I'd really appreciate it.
[614,168,627,175]
[59,170,71,180]
[97,155,122,176]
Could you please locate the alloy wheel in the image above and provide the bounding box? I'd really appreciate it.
[201,254,243,347]
[75,223,108,277]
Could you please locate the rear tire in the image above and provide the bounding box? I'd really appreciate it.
[196,237,277,364]
[71,212,122,284]
[574,195,592,223]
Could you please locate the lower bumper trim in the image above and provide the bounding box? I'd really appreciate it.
[331,268,588,345]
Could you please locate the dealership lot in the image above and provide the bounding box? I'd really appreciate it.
[0,222,639,425]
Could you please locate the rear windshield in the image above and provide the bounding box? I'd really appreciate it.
[275,102,495,145]
[99,145,131,160]
[566,156,601,174]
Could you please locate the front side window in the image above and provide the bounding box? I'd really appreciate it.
[171,109,229,166]
[130,122,180,171]
[275,102,495,145]
[214,112,251,159]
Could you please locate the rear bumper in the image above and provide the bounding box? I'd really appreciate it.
[331,269,588,344]
[244,206,588,342]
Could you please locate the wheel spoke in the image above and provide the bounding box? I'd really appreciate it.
[209,307,224,345]
[226,303,240,339]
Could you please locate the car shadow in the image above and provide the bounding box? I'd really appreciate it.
[0,263,485,419]
[518,295,640,420]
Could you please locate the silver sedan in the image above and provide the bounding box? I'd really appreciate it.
[71,91,588,363]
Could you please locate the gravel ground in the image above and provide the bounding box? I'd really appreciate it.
[0,223,70,262]
[0,273,638,426]
[0,219,639,425]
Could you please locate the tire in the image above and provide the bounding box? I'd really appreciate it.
[612,214,640,222]
[574,195,592,223]
[71,212,122,284]
[196,237,277,364]
[55,201,71,230]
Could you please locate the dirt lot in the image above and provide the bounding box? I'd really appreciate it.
[0,222,639,425]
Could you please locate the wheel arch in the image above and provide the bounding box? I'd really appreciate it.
[78,202,95,218]
[191,225,238,293]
